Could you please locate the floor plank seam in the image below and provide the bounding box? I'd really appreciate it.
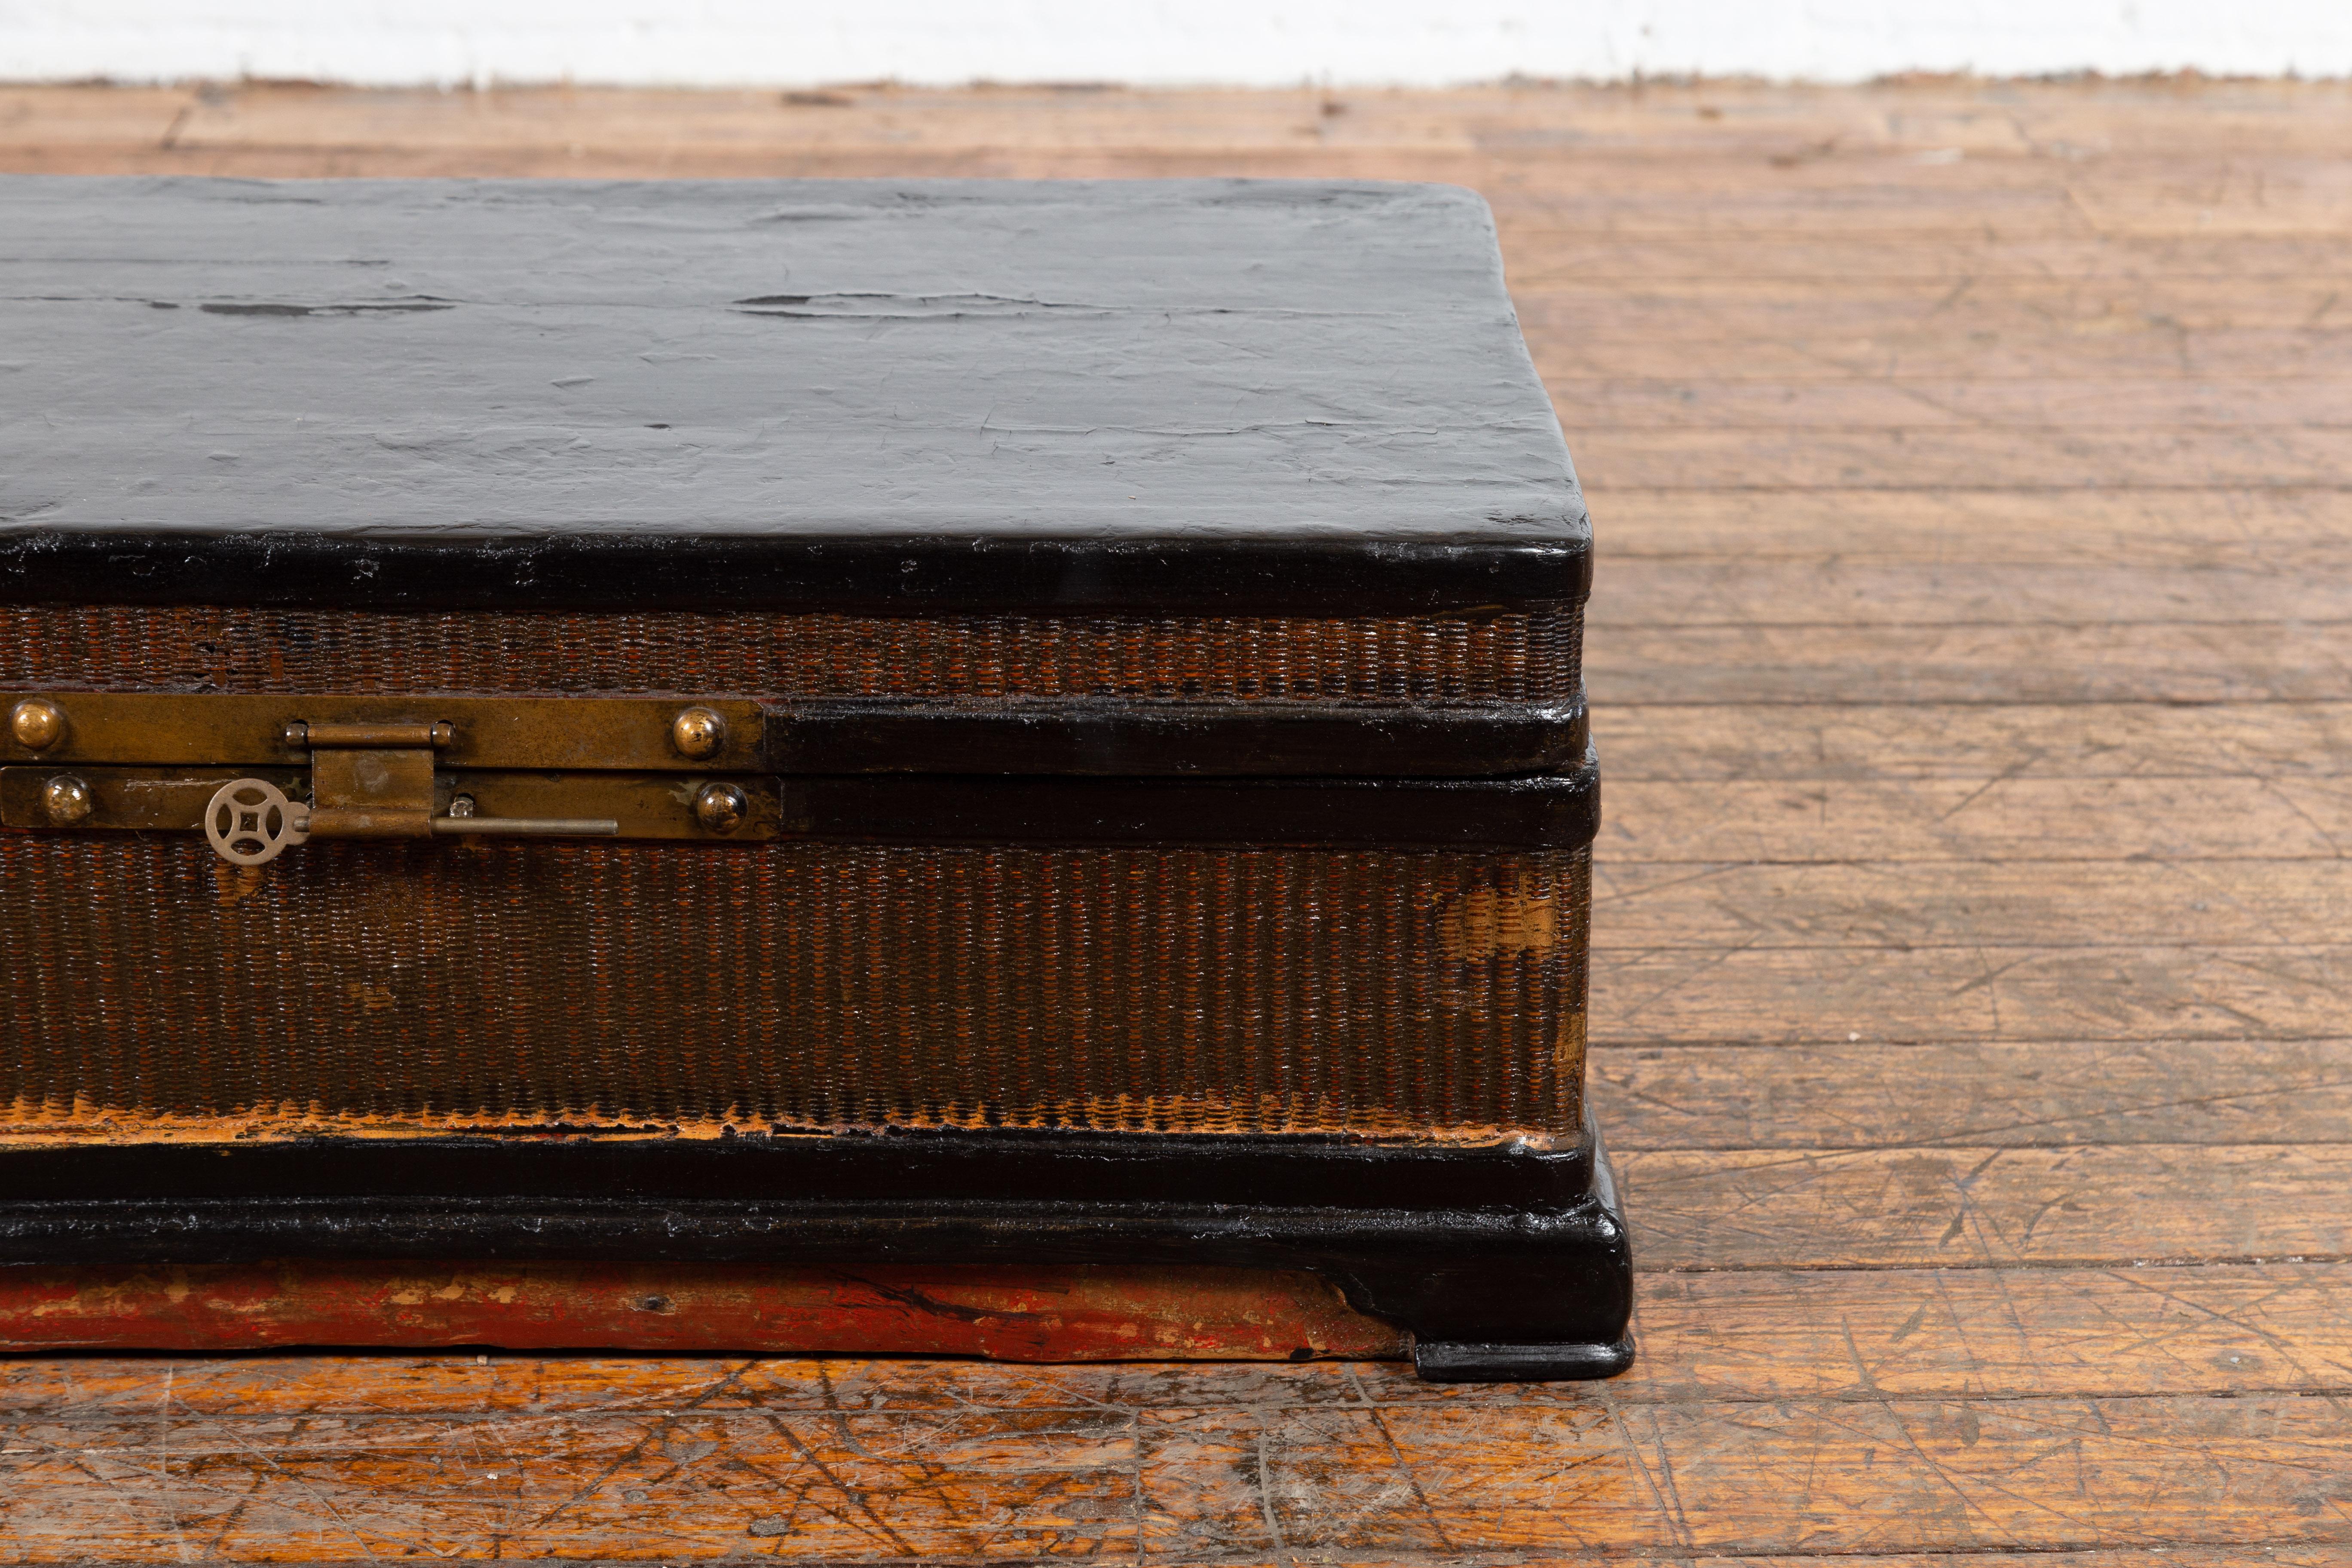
[1638,1253,2352,1274]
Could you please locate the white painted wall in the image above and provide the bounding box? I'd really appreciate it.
[2,1,2344,88]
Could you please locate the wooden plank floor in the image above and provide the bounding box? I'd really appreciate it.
[4,77,2350,1563]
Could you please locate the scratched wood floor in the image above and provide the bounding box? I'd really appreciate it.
[3,77,2350,1565]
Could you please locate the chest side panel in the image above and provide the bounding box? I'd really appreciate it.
[0,836,1589,1144]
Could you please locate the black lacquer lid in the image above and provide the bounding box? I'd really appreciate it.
[0,177,1584,613]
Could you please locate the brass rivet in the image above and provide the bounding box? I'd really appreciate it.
[671,706,726,760]
[10,699,64,752]
[693,782,748,835]
[41,774,92,826]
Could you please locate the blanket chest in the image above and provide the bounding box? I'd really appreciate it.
[0,176,1628,1380]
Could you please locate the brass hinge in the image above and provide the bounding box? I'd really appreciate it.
[3,694,776,864]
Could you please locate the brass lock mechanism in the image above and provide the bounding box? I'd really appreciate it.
[3,694,776,863]
[202,719,620,867]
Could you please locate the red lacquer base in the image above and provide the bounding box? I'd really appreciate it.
[0,1261,1409,1361]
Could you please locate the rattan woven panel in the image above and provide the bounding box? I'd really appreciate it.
[0,838,1589,1143]
[0,606,1581,707]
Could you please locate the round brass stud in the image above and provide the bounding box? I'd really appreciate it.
[10,698,64,752]
[693,782,748,835]
[671,706,727,761]
[41,774,93,826]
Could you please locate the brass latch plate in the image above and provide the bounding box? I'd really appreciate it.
[2,695,764,771]
[0,768,781,843]
[1,693,777,856]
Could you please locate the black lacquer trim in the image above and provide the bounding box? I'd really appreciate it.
[0,761,1597,848]
[0,1129,1594,1214]
[785,755,1599,848]
[0,534,1590,615]
[774,702,1588,778]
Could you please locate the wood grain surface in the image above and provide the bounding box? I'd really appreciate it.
[4,75,2349,1563]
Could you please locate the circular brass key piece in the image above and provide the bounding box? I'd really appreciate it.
[693,782,749,835]
[203,778,312,867]
[40,774,92,825]
[9,698,64,751]
[670,706,727,760]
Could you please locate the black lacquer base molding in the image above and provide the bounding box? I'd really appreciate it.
[0,1123,1635,1382]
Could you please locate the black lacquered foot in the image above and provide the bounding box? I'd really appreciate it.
[1319,1131,1634,1382]
[1414,1337,1635,1382]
